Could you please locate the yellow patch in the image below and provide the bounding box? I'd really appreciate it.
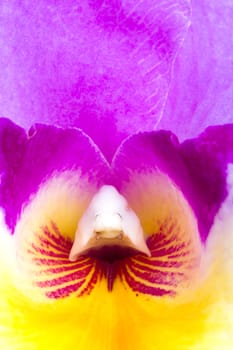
[0,170,232,349]
[0,250,232,350]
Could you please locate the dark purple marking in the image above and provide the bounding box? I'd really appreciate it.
[101,261,119,292]
[45,280,85,299]
[46,224,73,250]
[37,261,93,275]
[30,244,69,259]
[37,234,69,254]
[149,242,189,258]
[120,264,175,297]
[133,256,185,268]
[25,222,196,298]
[36,265,93,288]
[127,263,184,287]
[79,262,102,296]
[147,232,179,251]
[82,245,140,263]
[22,223,103,298]
[167,251,192,259]
[31,257,86,266]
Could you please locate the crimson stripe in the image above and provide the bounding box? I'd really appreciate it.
[128,259,184,271]
[148,230,175,243]
[133,256,186,268]
[43,225,72,250]
[167,250,193,259]
[21,221,197,298]
[36,265,93,288]
[37,235,69,254]
[79,265,101,296]
[29,244,69,258]
[31,256,88,266]
[147,235,179,251]
[38,261,93,274]
[127,263,184,287]
[150,242,190,257]
[45,280,85,299]
[120,265,175,297]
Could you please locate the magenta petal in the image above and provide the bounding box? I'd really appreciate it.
[160,0,233,138]
[0,0,190,159]
[0,119,110,231]
[113,125,233,240]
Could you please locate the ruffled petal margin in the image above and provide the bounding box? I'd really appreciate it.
[113,125,233,241]
[0,118,111,231]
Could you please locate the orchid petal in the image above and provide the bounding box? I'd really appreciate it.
[160,0,233,138]
[0,118,110,232]
[0,0,191,159]
[113,125,233,241]
[0,119,112,301]
[113,131,203,298]
[0,123,233,348]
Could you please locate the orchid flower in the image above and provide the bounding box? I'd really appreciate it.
[0,1,233,350]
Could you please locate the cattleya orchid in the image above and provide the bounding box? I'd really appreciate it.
[0,1,233,350]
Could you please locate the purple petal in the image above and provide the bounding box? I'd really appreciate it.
[113,124,233,240]
[160,0,233,138]
[0,119,110,231]
[0,0,191,160]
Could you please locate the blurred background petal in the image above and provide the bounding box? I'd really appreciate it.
[159,0,233,138]
[0,0,191,160]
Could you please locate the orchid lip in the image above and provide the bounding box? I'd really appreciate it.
[69,185,151,262]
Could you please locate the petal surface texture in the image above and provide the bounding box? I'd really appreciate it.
[160,0,233,138]
[0,0,191,160]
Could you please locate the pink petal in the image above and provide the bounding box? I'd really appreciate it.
[113,124,233,240]
[0,119,110,231]
[160,0,233,138]
[0,0,191,160]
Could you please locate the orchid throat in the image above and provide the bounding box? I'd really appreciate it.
[69,185,151,262]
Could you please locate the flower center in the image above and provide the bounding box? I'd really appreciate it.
[69,185,151,262]
[13,172,202,300]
